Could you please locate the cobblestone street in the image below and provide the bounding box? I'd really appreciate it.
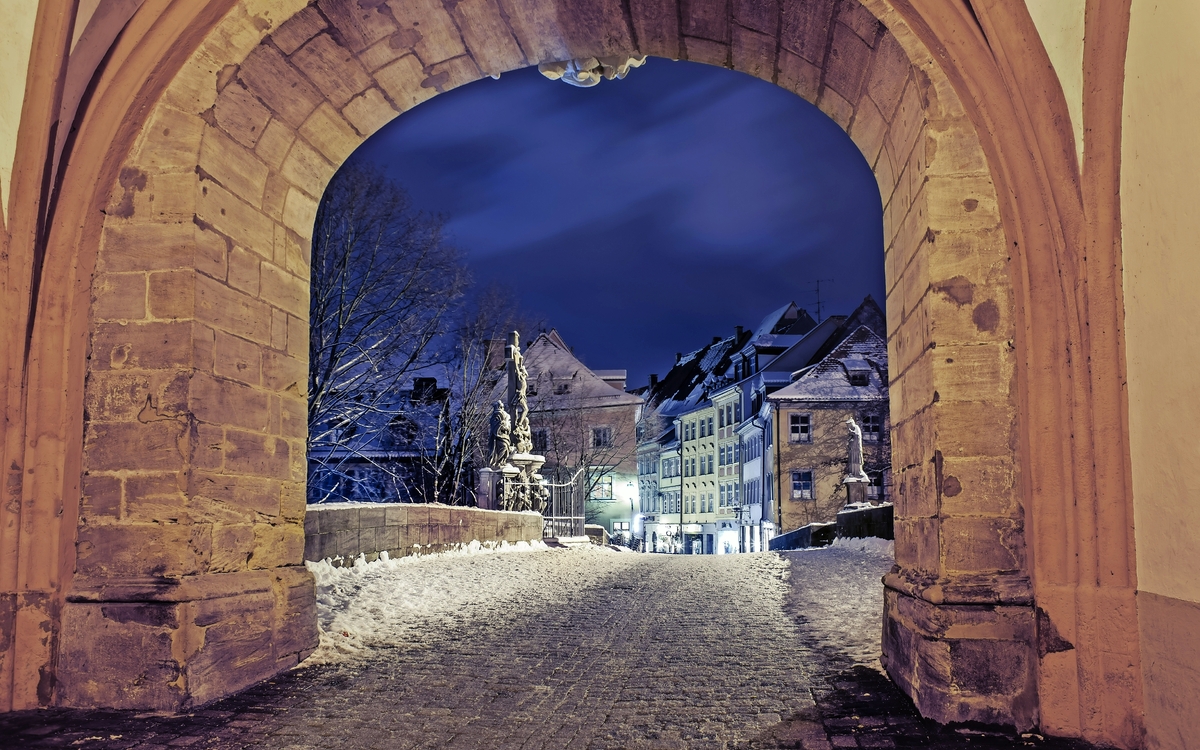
[1,546,1092,749]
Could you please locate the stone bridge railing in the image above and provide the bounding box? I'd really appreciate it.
[304,503,542,564]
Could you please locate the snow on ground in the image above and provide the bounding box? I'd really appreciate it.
[303,541,623,666]
[303,537,895,674]
[782,541,895,672]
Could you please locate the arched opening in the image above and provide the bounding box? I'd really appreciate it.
[0,0,1145,745]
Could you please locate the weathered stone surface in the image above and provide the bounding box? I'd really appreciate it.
[291,34,373,108]
[303,504,542,562]
[298,103,361,164]
[732,25,775,81]
[780,0,834,64]
[776,48,820,101]
[194,272,273,344]
[213,83,273,149]
[823,21,872,103]
[630,0,681,59]
[75,521,211,578]
[386,0,466,65]
[271,5,327,55]
[342,87,396,136]
[682,0,729,42]
[320,0,397,52]
[92,273,147,322]
[57,602,184,709]
[238,44,324,128]
[882,588,1037,729]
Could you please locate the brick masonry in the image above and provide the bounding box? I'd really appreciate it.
[303,503,543,563]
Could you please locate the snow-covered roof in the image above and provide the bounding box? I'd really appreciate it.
[768,325,888,403]
[749,302,816,341]
[651,332,748,417]
[521,331,643,409]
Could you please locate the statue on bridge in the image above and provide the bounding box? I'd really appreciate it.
[507,331,533,456]
[487,400,512,469]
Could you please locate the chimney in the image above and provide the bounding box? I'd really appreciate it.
[676,352,682,363]
[712,336,721,344]
[736,325,744,338]
[649,373,658,389]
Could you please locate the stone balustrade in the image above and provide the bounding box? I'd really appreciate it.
[303,503,542,563]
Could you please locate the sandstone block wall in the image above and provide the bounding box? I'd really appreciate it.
[47,0,1029,730]
[303,503,543,563]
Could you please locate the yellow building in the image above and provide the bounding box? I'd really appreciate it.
[768,327,889,534]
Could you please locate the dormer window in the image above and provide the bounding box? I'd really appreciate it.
[845,358,871,386]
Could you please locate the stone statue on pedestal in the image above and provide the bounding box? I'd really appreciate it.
[507,331,533,456]
[846,417,868,482]
[487,400,512,469]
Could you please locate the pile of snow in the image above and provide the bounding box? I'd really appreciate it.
[303,540,618,667]
[829,535,894,557]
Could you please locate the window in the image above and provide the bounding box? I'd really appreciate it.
[719,484,727,506]
[792,470,814,500]
[591,475,613,500]
[862,414,882,442]
[867,473,883,499]
[531,428,548,453]
[592,426,613,448]
[848,369,870,386]
[707,417,714,435]
[790,413,811,443]
[613,521,630,531]
[735,403,742,422]
[699,419,707,438]
[554,382,571,394]
[708,493,714,512]
[718,408,725,428]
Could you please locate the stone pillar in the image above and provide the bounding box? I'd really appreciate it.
[879,145,1033,728]
[61,174,318,707]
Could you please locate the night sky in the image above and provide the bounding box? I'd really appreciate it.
[346,59,884,389]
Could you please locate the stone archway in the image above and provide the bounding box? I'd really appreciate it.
[0,0,1142,746]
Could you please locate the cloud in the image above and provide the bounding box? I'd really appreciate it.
[345,60,884,386]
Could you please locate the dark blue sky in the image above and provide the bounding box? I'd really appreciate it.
[347,60,884,388]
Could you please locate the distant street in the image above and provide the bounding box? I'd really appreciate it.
[2,546,1092,749]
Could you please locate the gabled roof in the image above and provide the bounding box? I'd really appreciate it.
[758,315,846,375]
[644,329,752,417]
[768,325,888,403]
[520,331,643,408]
[801,295,886,368]
[751,301,818,340]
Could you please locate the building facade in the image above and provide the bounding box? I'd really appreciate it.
[768,327,890,532]
[521,330,643,540]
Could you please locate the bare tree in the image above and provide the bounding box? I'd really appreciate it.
[400,287,542,505]
[307,164,467,502]
[529,389,639,522]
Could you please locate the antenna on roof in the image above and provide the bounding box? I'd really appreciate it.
[805,279,835,322]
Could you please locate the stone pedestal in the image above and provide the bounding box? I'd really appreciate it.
[845,480,867,506]
[476,468,500,510]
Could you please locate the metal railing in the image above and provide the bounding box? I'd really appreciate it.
[539,469,585,539]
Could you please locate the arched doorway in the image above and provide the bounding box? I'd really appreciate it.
[0,0,1141,745]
